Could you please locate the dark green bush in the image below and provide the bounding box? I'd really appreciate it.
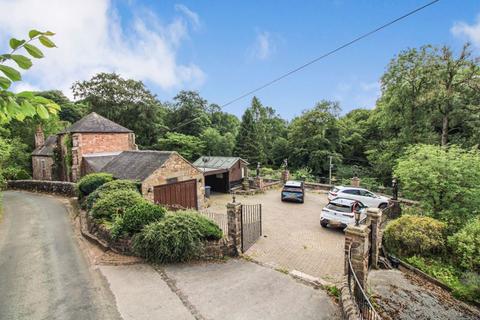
[132,212,223,263]
[91,189,143,220]
[77,173,113,197]
[176,210,223,240]
[448,217,480,272]
[384,215,446,257]
[110,201,166,238]
[83,179,139,211]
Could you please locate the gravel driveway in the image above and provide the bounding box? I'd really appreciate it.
[208,189,345,283]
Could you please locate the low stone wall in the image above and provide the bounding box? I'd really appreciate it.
[7,179,77,197]
[340,276,361,320]
[263,180,282,190]
[304,182,333,191]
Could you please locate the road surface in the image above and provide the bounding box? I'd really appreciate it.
[0,191,121,320]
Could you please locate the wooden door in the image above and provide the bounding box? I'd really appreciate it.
[153,179,198,210]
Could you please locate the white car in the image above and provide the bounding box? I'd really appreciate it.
[328,186,389,209]
[320,198,367,228]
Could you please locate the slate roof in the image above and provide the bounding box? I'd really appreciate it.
[101,150,174,181]
[193,156,248,170]
[60,112,132,134]
[83,152,122,172]
[32,135,57,156]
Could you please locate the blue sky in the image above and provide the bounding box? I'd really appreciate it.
[1,0,480,119]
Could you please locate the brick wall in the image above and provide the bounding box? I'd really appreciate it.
[142,153,205,210]
[32,156,54,180]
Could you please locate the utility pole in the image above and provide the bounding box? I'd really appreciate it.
[329,156,333,185]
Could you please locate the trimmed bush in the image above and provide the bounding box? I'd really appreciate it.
[132,212,223,263]
[176,210,223,240]
[91,189,144,220]
[110,201,166,238]
[83,179,140,211]
[448,217,480,272]
[384,215,446,257]
[77,173,113,197]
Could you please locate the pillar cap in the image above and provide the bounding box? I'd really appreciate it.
[345,224,369,236]
[366,207,382,218]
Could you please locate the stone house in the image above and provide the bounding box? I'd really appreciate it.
[100,150,204,209]
[32,132,57,180]
[193,156,249,193]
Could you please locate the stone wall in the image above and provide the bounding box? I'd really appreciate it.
[340,276,361,320]
[142,153,205,210]
[32,156,54,180]
[7,179,77,197]
[304,182,333,191]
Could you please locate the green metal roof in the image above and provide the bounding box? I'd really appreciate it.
[193,156,248,170]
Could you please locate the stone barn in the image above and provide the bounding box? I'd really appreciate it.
[101,150,205,210]
[193,156,249,193]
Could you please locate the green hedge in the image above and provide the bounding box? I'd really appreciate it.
[110,201,166,238]
[77,173,113,197]
[132,212,223,263]
[449,217,480,272]
[83,179,140,211]
[91,189,144,220]
[384,215,446,257]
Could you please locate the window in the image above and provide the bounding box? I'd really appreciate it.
[326,203,352,213]
[343,189,360,195]
[241,167,245,178]
[40,160,46,179]
[359,190,375,197]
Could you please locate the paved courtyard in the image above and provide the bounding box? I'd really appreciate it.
[209,188,345,283]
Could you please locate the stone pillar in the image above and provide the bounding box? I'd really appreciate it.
[255,176,264,190]
[344,224,370,288]
[34,125,45,149]
[242,167,249,190]
[281,170,290,183]
[227,201,242,255]
[366,208,382,269]
[351,176,360,187]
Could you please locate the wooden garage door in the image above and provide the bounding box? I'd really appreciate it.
[153,179,198,210]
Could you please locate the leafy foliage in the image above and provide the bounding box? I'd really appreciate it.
[448,217,480,272]
[77,173,113,197]
[133,211,223,263]
[110,201,166,238]
[155,132,204,161]
[0,30,60,123]
[83,179,140,211]
[91,189,144,220]
[395,144,480,231]
[384,215,446,257]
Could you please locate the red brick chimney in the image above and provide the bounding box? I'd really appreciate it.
[34,125,45,149]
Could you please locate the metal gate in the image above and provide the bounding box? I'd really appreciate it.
[241,204,262,252]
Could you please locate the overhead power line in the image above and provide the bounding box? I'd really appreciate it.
[170,0,440,132]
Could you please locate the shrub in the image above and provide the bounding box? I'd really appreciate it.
[384,215,446,257]
[77,173,113,197]
[83,179,139,211]
[132,211,223,263]
[91,189,143,220]
[176,210,223,240]
[110,201,166,238]
[292,167,315,182]
[448,217,480,272]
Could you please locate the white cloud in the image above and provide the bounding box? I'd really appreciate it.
[333,80,380,110]
[175,4,201,30]
[249,31,275,60]
[0,0,205,97]
[451,15,480,47]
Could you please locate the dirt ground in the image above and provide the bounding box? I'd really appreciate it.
[208,188,346,283]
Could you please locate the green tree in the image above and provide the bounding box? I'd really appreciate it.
[155,132,204,161]
[72,73,166,148]
[394,144,480,231]
[37,90,88,123]
[0,30,59,123]
[235,108,264,163]
[200,128,235,156]
[208,103,241,136]
[166,90,211,136]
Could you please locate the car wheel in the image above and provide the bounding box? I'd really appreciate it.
[320,220,328,228]
[378,203,388,210]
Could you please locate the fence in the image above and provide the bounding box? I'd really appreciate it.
[347,244,381,320]
[199,209,229,237]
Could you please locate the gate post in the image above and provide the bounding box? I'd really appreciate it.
[227,201,242,255]
[366,208,383,269]
[344,224,370,288]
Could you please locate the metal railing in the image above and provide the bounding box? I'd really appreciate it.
[198,209,228,237]
[347,244,381,320]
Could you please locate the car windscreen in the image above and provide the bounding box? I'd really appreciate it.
[326,203,352,213]
[283,187,303,193]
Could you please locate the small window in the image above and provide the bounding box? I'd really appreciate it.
[326,203,352,213]
[41,159,46,179]
[241,167,245,178]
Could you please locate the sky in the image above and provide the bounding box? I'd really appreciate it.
[0,0,479,120]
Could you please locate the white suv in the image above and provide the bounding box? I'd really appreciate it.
[320,198,366,229]
[328,186,389,209]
